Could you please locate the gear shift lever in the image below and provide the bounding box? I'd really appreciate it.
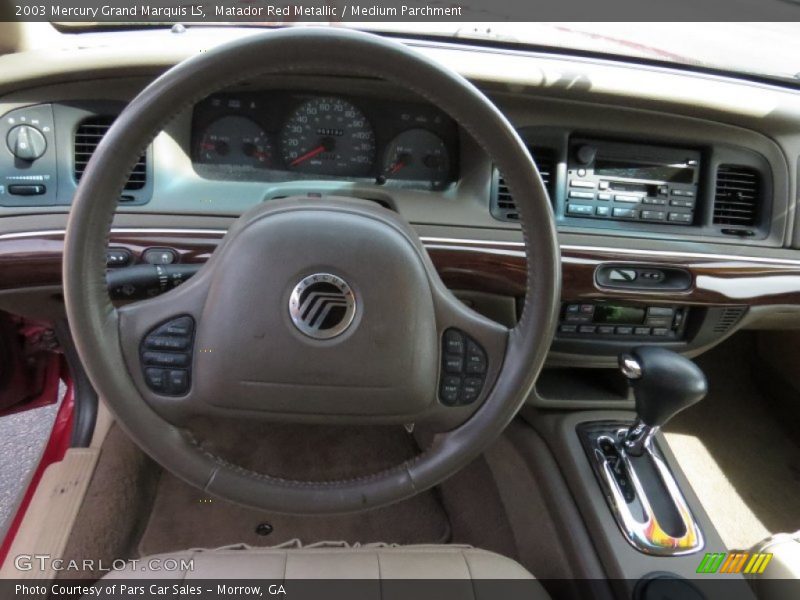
[619,346,708,456]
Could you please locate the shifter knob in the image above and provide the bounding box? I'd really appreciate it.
[620,346,707,455]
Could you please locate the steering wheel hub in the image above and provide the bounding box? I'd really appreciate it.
[289,272,356,340]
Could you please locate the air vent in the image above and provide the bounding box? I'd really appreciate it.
[713,165,760,227]
[491,146,557,222]
[74,116,147,190]
[713,306,747,334]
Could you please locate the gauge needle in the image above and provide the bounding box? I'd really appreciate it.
[387,161,405,175]
[289,145,326,167]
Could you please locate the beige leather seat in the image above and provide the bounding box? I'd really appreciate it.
[95,543,549,598]
[749,531,800,600]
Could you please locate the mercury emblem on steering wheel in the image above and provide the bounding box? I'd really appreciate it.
[289,273,356,339]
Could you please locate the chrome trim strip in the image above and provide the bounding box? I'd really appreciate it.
[421,236,800,267]
[2,227,800,267]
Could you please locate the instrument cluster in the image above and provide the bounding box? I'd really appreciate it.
[191,91,459,190]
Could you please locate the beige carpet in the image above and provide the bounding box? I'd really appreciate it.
[138,422,451,555]
[665,334,800,550]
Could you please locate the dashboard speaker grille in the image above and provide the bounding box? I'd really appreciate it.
[491,146,557,222]
[74,116,147,190]
[713,165,760,226]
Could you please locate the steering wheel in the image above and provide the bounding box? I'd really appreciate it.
[63,28,560,514]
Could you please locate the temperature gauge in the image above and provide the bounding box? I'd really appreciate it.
[196,116,273,168]
[382,129,450,187]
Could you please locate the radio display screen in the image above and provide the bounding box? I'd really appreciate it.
[595,159,696,184]
[594,305,646,325]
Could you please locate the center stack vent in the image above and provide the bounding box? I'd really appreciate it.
[491,146,557,222]
[712,165,761,228]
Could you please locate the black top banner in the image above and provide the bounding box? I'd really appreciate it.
[3,0,800,22]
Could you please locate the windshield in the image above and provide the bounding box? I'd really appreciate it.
[367,22,800,84]
[52,21,800,85]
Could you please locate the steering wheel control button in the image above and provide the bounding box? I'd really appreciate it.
[439,328,488,406]
[444,355,464,373]
[143,352,189,368]
[465,341,487,375]
[443,329,465,354]
[440,376,461,404]
[462,378,484,403]
[140,316,195,396]
[145,336,190,351]
[168,370,189,394]
[144,368,167,392]
[288,273,356,340]
[143,248,178,265]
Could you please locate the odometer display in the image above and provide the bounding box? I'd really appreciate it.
[280,97,375,176]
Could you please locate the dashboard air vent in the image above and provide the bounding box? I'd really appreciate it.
[74,116,147,190]
[713,306,747,334]
[491,146,557,222]
[712,165,760,227]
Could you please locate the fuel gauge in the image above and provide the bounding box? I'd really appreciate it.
[382,129,449,187]
[196,116,273,168]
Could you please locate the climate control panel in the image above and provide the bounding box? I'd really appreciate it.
[558,302,687,340]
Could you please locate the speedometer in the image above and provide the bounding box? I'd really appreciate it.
[280,97,375,176]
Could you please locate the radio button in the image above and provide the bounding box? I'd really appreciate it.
[597,325,615,335]
[641,210,666,221]
[566,303,581,313]
[597,193,612,201]
[614,194,641,203]
[578,325,597,334]
[613,208,637,219]
[567,203,594,215]
[672,189,695,197]
[570,180,595,189]
[642,197,666,205]
[634,327,651,336]
[652,328,671,336]
[559,324,578,334]
[670,198,694,208]
[599,181,610,190]
[615,326,634,335]
[580,304,595,314]
[595,205,611,217]
[569,191,595,200]
[668,212,693,223]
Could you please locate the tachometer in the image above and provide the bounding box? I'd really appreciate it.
[382,129,450,188]
[280,97,375,176]
[196,116,273,168]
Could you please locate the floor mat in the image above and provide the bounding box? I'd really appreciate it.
[665,334,800,549]
[138,423,451,556]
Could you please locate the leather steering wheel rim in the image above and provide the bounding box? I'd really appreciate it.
[63,28,560,514]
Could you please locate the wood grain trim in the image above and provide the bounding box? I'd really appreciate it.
[2,230,800,307]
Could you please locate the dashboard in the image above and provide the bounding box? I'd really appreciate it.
[1,28,800,380]
[191,91,459,190]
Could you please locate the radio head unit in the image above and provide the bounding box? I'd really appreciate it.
[565,138,701,226]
